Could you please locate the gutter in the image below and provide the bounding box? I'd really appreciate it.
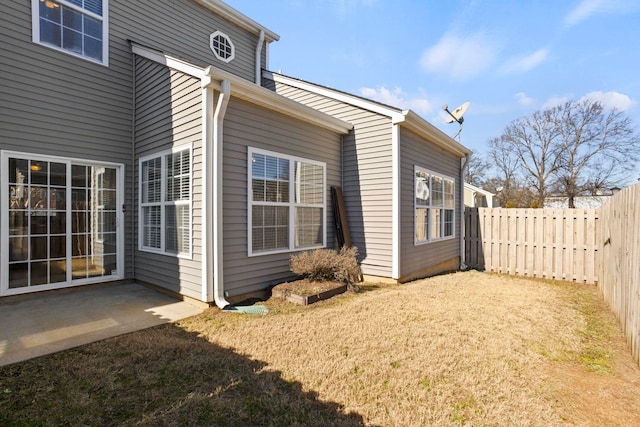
[193,0,279,42]
[131,43,351,135]
[395,110,471,158]
[255,30,265,85]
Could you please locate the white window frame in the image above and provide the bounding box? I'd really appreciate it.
[138,145,192,258]
[414,166,456,245]
[31,0,109,66]
[209,30,235,63]
[248,147,327,257]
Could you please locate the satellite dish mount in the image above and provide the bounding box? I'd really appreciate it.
[443,101,470,140]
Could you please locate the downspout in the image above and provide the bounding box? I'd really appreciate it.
[391,123,400,280]
[213,80,232,308]
[201,75,232,308]
[255,30,265,85]
[460,154,470,270]
[201,76,215,303]
[131,53,137,280]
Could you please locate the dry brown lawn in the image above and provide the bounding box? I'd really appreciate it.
[182,271,640,426]
[2,270,640,426]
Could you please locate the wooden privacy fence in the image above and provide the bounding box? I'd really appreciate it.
[464,183,640,365]
[597,184,640,365]
[465,207,599,284]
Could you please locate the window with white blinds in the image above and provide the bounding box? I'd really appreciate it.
[139,146,191,256]
[249,148,326,256]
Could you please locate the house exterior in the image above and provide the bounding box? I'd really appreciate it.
[544,195,611,209]
[0,0,470,306]
[464,183,495,208]
[263,73,471,282]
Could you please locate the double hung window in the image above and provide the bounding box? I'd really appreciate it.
[249,148,325,255]
[139,147,191,257]
[415,166,455,243]
[32,0,108,64]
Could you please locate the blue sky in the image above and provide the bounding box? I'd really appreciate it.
[225,0,640,178]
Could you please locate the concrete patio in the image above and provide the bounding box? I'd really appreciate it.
[0,282,206,367]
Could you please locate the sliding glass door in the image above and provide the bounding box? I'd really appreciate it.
[2,152,123,295]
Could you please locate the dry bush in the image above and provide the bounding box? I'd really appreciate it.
[290,247,360,284]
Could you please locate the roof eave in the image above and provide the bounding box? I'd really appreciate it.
[464,182,495,196]
[266,72,472,157]
[204,67,352,134]
[265,71,403,118]
[395,110,472,158]
[131,43,352,135]
[193,0,280,42]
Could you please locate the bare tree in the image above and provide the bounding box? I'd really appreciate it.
[488,136,519,196]
[464,151,491,186]
[500,107,563,207]
[554,99,640,207]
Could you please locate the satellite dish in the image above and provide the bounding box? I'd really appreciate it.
[443,101,470,140]
[443,101,470,124]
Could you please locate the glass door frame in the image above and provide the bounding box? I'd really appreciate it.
[0,150,125,296]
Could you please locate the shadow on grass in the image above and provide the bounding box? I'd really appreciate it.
[0,324,366,426]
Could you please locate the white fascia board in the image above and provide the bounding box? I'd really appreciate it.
[266,71,472,157]
[395,110,472,158]
[464,182,495,197]
[193,0,279,42]
[131,44,352,134]
[131,43,206,78]
[205,67,352,134]
[265,71,404,120]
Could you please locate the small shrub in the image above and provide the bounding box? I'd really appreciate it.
[290,246,361,284]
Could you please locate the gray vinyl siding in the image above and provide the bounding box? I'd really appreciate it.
[0,2,131,160]
[133,58,203,300]
[222,97,343,296]
[1,0,135,278]
[399,127,461,278]
[113,0,261,81]
[270,81,395,277]
[1,0,267,296]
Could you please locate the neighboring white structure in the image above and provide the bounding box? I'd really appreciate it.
[464,183,495,208]
[544,195,611,209]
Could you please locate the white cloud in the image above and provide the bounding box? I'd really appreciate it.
[515,92,535,107]
[540,91,634,111]
[564,0,636,27]
[580,91,635,111]
[359,86,433,115]
[542,95,572,109]
[419,32,499,81]
[501,48,549,74]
